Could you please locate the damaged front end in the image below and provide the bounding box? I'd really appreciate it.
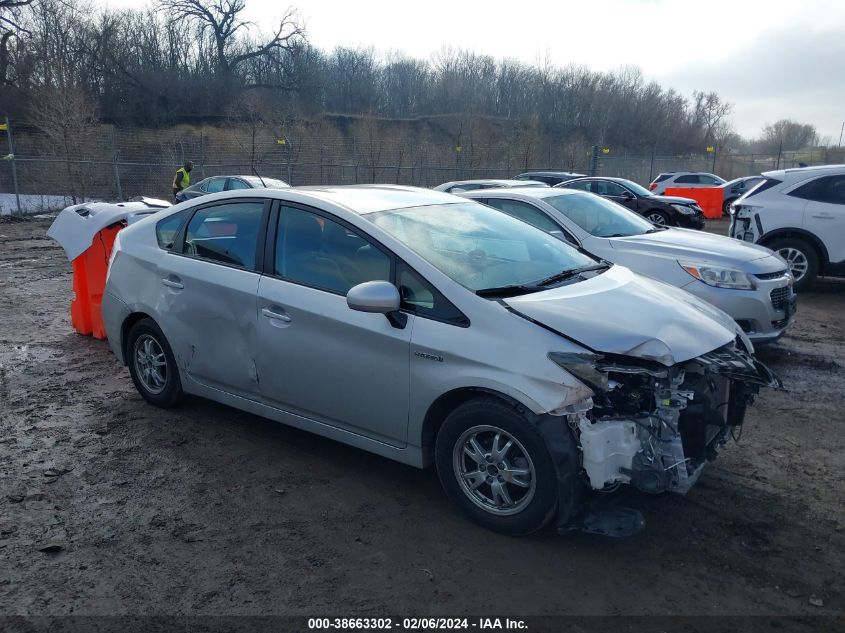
[550,339,782,500]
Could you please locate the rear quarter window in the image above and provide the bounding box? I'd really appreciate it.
[156,212,187,250]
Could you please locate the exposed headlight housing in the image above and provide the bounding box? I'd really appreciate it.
[548,352,607,392]
[671,204,697,215]
[679,261,754,290]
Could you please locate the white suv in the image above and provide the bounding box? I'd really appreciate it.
[649,172,726,195]
[730,165,845,290]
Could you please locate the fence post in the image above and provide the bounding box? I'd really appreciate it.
[4,116,21,215]
[111,127,123,201]
[648,144,656,182]
[589,145,599,176]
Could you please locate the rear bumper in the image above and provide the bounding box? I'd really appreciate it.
[102,291,131,363]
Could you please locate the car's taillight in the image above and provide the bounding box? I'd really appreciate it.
[649,183,657,191]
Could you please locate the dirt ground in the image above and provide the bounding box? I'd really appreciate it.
[1,216,844,618]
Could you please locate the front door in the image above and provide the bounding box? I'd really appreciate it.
[800,175,845,265]
[255,203,413,446]
[157,199,269,398]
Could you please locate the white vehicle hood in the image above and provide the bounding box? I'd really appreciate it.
[504,265,738,366]
[607,228,784,273]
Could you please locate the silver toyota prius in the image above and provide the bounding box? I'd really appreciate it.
[102,185,779,536]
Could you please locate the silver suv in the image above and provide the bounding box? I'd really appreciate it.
[102,185,779,535]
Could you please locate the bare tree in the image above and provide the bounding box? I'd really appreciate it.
[758,119,819,153]
[159,0,304,81]
[0,0,33,85]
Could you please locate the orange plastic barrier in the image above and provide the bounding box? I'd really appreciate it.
[70,223,123,339]
[664,187,723,219]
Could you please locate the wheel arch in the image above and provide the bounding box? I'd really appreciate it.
[759,228,829,268]
[420,387,529,468]
[120,311,156,365]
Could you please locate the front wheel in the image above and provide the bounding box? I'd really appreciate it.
[435,398,564,535]
[126,318,183,408]
[645,210,670,226]
[723,198,736,216]
[769,237,819,291]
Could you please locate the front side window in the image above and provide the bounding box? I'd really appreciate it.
[594,181,627,196]
[183,201,265,269]
[543,193,655,237]
[484,198,562,233]
[367,201,597,292]
[275,206,391,294]
[203,178,226,194]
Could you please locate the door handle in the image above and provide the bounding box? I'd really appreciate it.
[261,307,291,323]
[810,213,834,219]
[161,278,184,289]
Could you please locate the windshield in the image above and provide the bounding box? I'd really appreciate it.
[619,180,653,197]
[544,193,656,237]
[367,202,598,292]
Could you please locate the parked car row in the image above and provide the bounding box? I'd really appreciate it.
[102,182,783,537]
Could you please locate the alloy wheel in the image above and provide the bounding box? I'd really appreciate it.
[647,212,666,225]
[778,247,808,282]
[452,425,536,516]
[133,334,168,395]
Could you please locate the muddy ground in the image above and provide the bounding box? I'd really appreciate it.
[0,216,843,618]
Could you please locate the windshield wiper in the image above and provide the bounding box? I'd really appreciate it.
[475,284,541,298]
[536,263,609,287]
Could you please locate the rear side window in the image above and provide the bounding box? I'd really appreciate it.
[484,198,561,233]
[156,212,186,250]
[183,201,265,269]
[790,175,845,204]
[274,205,391,294]
[745,177,782,198]
[565,181,593,192]
[397,263,468,327]
[674,175,699,184]
[652,174,672,183]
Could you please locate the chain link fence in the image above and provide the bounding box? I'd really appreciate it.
[1,123,843,215]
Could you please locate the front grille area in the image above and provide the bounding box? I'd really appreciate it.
[770,286,790,311]
[755,270,788,280]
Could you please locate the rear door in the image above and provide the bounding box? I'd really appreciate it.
[157,198,269,399]
[255,203,413,446]
[798,175,845,264]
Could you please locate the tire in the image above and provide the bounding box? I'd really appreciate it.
[126,318,183,408]
[435,397,564,535]
[723,198,736,216]
[768,237,819,291]
[645,209,670,226]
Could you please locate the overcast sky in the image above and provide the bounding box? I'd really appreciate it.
[108,0,845,142]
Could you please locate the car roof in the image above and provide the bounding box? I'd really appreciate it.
[560,176,632,184]
[294,184,462,214]
[459,187,579,200]
[761,164,845,180]
[441,179,546,187]
[517,171,585,177]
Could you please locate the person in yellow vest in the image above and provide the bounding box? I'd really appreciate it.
[172,161,193,201]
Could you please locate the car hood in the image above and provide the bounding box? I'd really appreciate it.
[606,227,784,272]
[504,265,739,366]
[649,195,699,205]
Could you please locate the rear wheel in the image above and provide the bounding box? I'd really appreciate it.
[769,237,819,291]
[126,318,183,407]
[435,397,564,535]
[646,210,670,226]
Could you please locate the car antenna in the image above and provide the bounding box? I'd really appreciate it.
[251,165,267,188]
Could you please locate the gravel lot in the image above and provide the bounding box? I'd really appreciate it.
[1,216,843,618]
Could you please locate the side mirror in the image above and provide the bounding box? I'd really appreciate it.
[347,281,407,329]
[347,280,401,313]
[621,190,634,199]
